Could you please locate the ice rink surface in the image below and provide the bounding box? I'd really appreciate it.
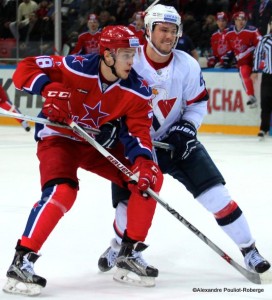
[0,126,272,299]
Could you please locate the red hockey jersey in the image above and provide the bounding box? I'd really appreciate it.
[70,30,101,55]
[225,25,261,66]
[12,54,154,163]
[210,28,229,59]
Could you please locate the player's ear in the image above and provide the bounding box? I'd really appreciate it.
[103,50,114,65]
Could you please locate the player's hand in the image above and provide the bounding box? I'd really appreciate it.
[41,82,72,124]
[95,120,120,149]
[207,56,217,68]
[131,157,163,193]
[165,119,197,161]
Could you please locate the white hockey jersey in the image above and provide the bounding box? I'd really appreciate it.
[133,47,209,141]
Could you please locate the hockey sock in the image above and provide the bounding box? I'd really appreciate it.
[21,184,77,252]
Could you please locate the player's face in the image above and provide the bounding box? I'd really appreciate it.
[217,19,227,31]
[88,20,99,32]
[234,18,246,31]
[151,23,178,55]
[114,48,137,79]
[135,18,144,30]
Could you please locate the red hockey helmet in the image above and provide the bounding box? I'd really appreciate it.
[216,12,228,21]
[88,13,99,23]
[232,11,247,21]
[99,25,140,55]
[135,11,146,20]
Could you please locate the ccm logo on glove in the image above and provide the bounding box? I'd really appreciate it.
[41,82,72,124]
[46,91,71,98]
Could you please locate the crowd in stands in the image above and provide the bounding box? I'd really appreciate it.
[0,0,271,60]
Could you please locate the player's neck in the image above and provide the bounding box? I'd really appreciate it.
[144,44,173,70]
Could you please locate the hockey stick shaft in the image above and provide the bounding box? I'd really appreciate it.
[0,108,173,151]
[68,121,271,285]
[145,0,160,13]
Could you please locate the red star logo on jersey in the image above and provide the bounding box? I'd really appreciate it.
[72,55,88,66]
[233,37,245,52]
[81,101,109,127]
[139,78,150,92]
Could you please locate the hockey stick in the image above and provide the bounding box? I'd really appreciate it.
[67,120,272,285]
[0,108,173,151]
[145,0,160,13]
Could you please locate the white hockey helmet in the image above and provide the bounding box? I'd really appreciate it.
[144,4,182,55]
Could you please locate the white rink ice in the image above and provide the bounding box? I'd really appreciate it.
[0,126,272,300]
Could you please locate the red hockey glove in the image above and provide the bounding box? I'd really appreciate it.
[132,157,163,193]
[207,56,217,68]
[41,82,72,123]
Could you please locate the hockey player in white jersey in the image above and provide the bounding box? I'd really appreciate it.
[98,4,270,286]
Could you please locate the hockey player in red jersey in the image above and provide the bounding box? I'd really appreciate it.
[207,12,235,68]
[0,84,31,131]
[70,14,101,55]
[3,25,163,296]
[225,11,262,108]
[97,4,270,285]
[128,11,146,45]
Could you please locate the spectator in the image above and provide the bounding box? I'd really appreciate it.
[127,0,146,21]
[9,0,39,40]
[94,0,117,17]
[180,0,207,21]
[198,14,218,56]
[70,13,101,55]
[128,11,145,45]
[252,0,272,36]
[98,10,116,29]
[15,12,54,57]
[251,17,272,139]
[36,0,51,19]
[207,11,235,68]
[182,12,201,49]
[115,0,131,25]
[176,33,199,61]
[0,0,17,39]
[225,11,262,108]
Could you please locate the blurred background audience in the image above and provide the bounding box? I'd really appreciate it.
[1,0,272,63]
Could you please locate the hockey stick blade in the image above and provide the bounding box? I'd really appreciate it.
[68,121,272,285]
[0,108,173,151]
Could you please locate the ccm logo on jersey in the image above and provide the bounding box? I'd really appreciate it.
[47,91,71,98]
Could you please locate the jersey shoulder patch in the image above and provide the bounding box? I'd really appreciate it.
[64,54,100,75]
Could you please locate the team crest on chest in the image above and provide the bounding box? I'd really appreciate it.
[81,101,109,127]
[152,88,177,118]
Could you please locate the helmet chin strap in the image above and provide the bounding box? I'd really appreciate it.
[146,32,173,57]
[102,54,119,78]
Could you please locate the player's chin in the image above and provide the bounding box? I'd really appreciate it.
[119,70,130,80]
[160,45,173,55]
